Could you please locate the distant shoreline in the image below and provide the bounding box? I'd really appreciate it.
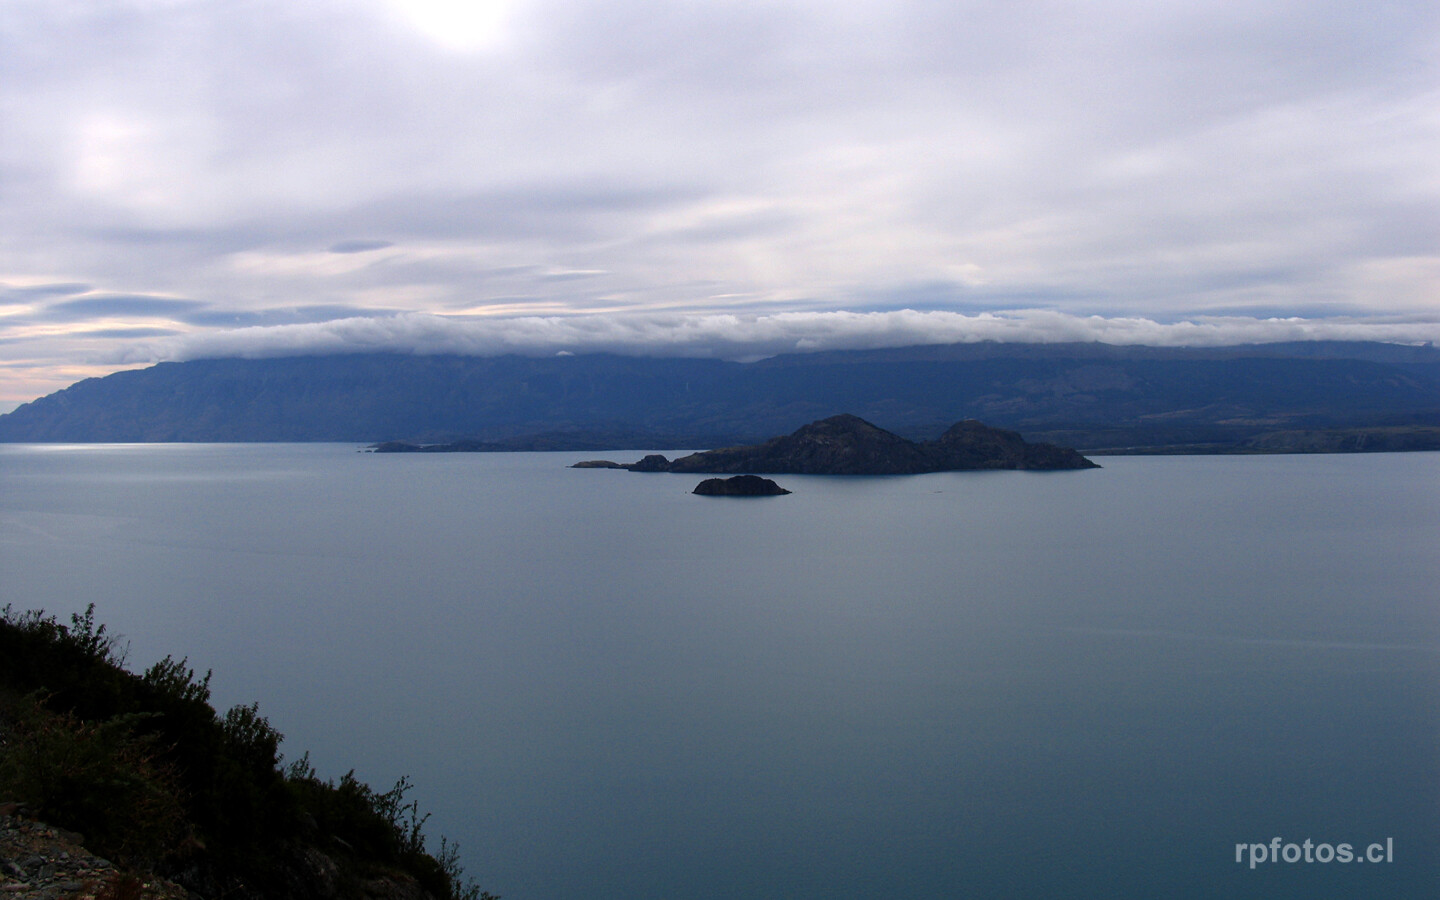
[371,424,1440,457]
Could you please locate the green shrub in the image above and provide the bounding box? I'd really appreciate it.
[0,694,186,864]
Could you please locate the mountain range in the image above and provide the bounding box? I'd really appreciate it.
[3,340,1439,452]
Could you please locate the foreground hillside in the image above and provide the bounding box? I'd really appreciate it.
[0,606,493,900]
[2,341,1439,450]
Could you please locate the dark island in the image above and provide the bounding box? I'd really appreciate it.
[693,475,792,496]
[577,414,1098,475]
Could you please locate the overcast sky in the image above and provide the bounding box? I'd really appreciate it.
[2,0,1437,409]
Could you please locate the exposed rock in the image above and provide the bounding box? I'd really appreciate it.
[300,848,340,898]
[569,460,624,468]
[0,812,187,900]
[692,475,791,496]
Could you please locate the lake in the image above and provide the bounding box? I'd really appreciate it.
[1,444,1437,898]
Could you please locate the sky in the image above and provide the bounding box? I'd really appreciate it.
[2,0,1438,410]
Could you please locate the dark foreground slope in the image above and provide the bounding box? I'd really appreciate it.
[605,414,1097,474]
[3,341,1439,450]
[0,606,493,900]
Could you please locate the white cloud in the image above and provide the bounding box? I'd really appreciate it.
[116,309,1440,365]
[1,0,1437,403]
[376,0,524,53]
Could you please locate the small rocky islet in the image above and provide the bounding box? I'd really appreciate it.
[692,475,791,496]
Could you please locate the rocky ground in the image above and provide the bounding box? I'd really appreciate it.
[0,807,188,900]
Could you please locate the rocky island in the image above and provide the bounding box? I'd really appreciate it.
[692,475,792,496]
[578,414,1098,475]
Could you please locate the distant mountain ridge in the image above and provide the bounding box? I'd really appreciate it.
[2,341,1439,451]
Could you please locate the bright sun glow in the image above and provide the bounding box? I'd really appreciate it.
[383,0,518,52]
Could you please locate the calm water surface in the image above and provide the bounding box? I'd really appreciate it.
[2,445,1437,898]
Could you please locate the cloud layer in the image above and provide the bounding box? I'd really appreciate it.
[122,309,1440,365]
[2,0,1438,406]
